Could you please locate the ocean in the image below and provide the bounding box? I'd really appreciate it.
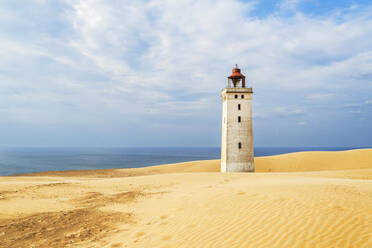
[0,147,366,176]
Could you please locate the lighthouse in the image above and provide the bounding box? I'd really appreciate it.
[221,65,254,172]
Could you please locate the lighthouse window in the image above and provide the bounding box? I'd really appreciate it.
[241,95,244,99]
[238,116,241,122]
[238,142,242,149]
[235,95,238,99]
[238,104,241,110]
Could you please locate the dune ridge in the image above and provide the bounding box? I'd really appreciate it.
[17,148,372,178]
[1,149,372,248]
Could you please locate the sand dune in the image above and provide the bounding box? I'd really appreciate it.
[19,148,372,178]
[1,149,372,247]
[255,148,372,172]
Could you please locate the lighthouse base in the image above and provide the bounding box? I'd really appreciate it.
[221,161,254,173]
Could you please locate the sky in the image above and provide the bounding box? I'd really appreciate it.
[0,0,372,147]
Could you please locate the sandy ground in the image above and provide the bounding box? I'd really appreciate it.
[0,149,371,248]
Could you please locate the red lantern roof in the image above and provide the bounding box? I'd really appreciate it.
[228,64,246,88]
[228,64,245,79]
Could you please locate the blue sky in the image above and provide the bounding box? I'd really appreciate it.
[0,0,372,147]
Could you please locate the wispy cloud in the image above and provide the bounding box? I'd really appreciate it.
[349,110,362,114]
[279,0,306,11]
[254,105,305,120]
[306,93,334,100]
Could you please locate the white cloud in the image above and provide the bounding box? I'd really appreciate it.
[349,110,362,114]
[306,93,334,100]
[343,103,360,108]
[253,105,305,120]
[297,121,307,125]
[279,0,305,11]
[63,1,372,92]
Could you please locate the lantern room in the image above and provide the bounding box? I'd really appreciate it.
[228,64,246,88]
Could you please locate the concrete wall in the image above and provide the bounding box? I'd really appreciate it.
[221,88,254,172]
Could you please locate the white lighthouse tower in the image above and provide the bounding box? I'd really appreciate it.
[221,65,254,172]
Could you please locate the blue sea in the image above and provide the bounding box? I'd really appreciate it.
[0,147,367,176]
